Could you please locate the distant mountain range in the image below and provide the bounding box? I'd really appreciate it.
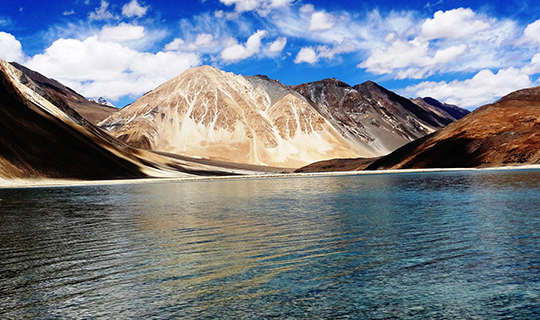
[2,58,537,183]
[98,66,466,167]
[297,88,540,172]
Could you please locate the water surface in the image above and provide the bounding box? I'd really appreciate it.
[1,170,540,319]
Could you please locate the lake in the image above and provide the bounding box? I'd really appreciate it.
[1,170,540,319]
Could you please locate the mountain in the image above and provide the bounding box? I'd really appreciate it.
[99,66,376,168]
[292,79,468,156]
[411,97,469,122]
[100,67,465,167]
[89,97,115,108]
[365,87,540,170]
[294,157,380,173]
[0,59,273,182]
[10,62,118,124]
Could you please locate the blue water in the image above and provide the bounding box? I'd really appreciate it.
[1,170,540,319]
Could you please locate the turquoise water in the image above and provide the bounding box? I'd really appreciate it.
[1,170,540,319]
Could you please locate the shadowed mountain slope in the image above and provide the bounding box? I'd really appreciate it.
[366,87,540,170]
[10,62,118,124]
[0,60,147,180]
[0,60,277,181]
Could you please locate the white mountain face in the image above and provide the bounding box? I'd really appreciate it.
[99,66,378,167]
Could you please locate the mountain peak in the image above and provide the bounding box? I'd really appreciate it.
[357,80,382,89]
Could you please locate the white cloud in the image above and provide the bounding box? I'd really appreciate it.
[430,44,468,64]
[269,37,287,52]
[357,8,518,79]
[25,36,200,101]
[309,11,335,32]
[299,4,314,13]
[221,30,267,61]
[294,47,318,64]
[88,0,118,21]
[98,23,145,42]
[360,39,430,75]
[165,38,185,51]
[405,68,532,108]
[219,0,293,15]
[521,19,540,45]
[293,39,356,65]
[63,10,75,16]
[0,18,11,27]
[0,32,25,63]
[122,0,148,18]
[316,39,356,60]
[420,8,490,40]
[164,33,225,53]
[194,33,214,48]
[522,53,540,75]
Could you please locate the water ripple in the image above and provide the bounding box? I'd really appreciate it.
[1,171,540,319]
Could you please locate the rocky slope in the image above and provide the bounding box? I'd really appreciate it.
[100,67,374,168]
[365,87,540,169]
[0,59,273,181]
[294,157,379,173]
[100,67,466,167]
[10,62,118,124]
[411,97,469,122]
[292,79,468,156]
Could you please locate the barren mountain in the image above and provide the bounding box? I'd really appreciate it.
[0,60,273,181]
[365,87,540,169]
[411,97,469,122]
[100,67,466,167]
[292,79,468,156]
[10,62,118,124]
[100,66,375,168]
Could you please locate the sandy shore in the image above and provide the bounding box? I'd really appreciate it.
[1,164,540,189]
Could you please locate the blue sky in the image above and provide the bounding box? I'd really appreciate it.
[1,0,540,109]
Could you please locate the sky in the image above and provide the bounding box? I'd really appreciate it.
[1,0,540,109]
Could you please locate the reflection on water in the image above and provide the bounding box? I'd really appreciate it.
[1,170,540,319]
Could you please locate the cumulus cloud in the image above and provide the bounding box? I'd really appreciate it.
[309,11,335,32]
[165,38,185,51]
[360,38,468,79]
[520,53,540,76]
[25,36,200,101]
[521,19,540,45]
[122,0,148,18]
[88,0,118,21]
[221,30,267,61]
[405,68,532,108]
[268,37,287,52]
[219,0,293,15]
[0,32,25,62]
[294,47,318,64]
[193,33,215,48]
[420,8,490,40]
[98,23,145,42]
[356,8,521,79]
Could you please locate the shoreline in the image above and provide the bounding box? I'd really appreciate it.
[1,164,540,189]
